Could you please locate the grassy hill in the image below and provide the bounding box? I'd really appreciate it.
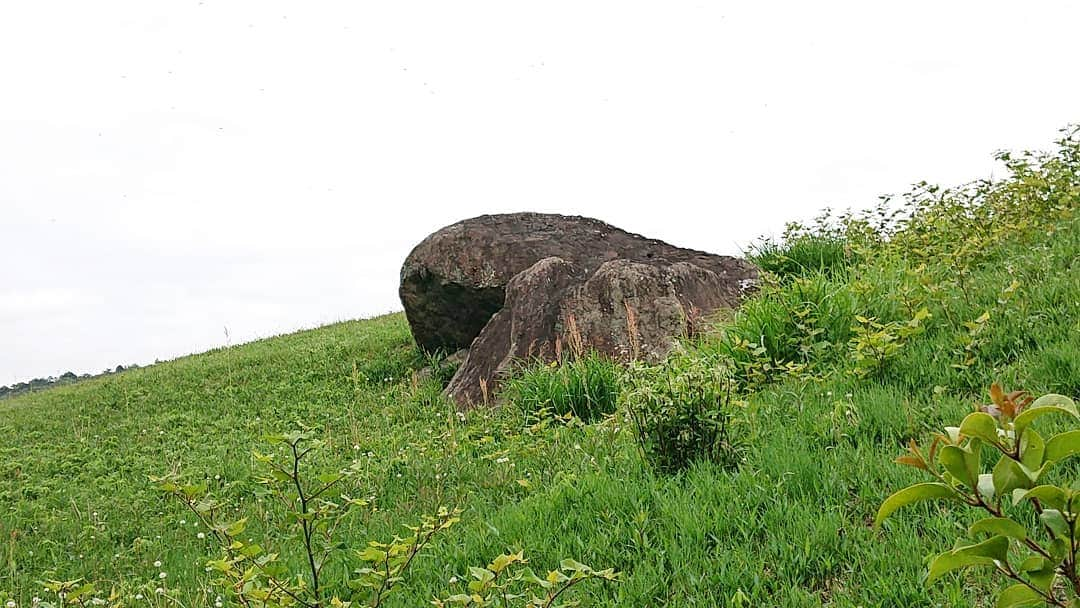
[2,128,1078,607]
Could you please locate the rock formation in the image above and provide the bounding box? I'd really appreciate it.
[399,213,758,407]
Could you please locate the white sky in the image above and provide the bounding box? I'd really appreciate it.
[2,1,1078,384]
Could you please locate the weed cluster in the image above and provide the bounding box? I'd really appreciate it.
[622,351,743,473]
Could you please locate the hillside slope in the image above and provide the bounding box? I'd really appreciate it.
[2,128,1079,607]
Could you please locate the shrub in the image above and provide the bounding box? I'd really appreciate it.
[504,353,622,422]
[622,350,743,473]
[876,384,1080,607]
[712,274,857,388]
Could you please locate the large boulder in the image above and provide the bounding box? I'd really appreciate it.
[399,213,758,407]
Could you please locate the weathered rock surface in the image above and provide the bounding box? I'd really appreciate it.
[399,213,758,407]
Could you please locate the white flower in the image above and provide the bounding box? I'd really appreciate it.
[7,600,17,608]
[159,571,167,579]
[153,560,162,568]
[155,587,164,595]
[495,457,509,464]
[134,595,143,600]
[215,602,223,608]
[179,519,186,525]
[448,575,458,584]
[197,532,206,539]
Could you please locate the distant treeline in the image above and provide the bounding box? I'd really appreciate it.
[0,364,141,400]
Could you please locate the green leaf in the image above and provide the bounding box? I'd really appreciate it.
[1040,509,1069,537]
[874,483,961,528]
[1012,485,1068,511]
[969,517,1027,540]
[995,584,1044,608]
[225,518,247,536]
[1014,394,1079,437]
[1045,430,1080,464]
[1017,556,1057,592]
[993,457,1033,496]
[939,444,979,488]
[356,547,386,563]
[318,473,344,486]
[927,535,1009,583]
[1020,428,1045,470]
[959,412,1001,445]
[488,552,523,574]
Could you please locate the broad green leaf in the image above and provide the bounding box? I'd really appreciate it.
[969,517,1027,540]
[225,518,247,536]
[1017,556,1057,592]
[959,412,1001,445]
[356,547,386,562]
[993,457,1033,496]
[469,567,494,584]
[1020,428,1045,470]
[940,444,978,488]
[927,535,1009,583]
[995,584,1044,608]
[1031,394,1078,410]
[1045,430,1080,464]
[1040,509,1069,537]
[875,483,961,528]
[1014,394,1079,437]
[317,473,344,486]
[520,567,554,589]
[1012,485,1068,511]
[489,552,523,574]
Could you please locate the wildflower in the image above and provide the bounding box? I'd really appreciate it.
[159,572,167,579]
[155,588,165,595]
[154,560,162,568]
[449,575,459,584]
[215,602,223,608]
[7,600,16,608]
[197,532,206,539]
[179,519,186,525]
[135,594,143,600]
[496,457,509,464]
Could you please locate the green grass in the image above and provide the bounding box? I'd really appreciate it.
[2,129,1079,607]
[503,353,622,422]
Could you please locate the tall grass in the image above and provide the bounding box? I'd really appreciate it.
[502,352,622,422]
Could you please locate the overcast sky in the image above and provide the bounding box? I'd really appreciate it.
[2,1,1078,384]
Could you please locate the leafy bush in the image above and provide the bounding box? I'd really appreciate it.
[877,384,1080,607]
[623,350,743,473]
[504,353,622,422]
[712,274,857,388]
